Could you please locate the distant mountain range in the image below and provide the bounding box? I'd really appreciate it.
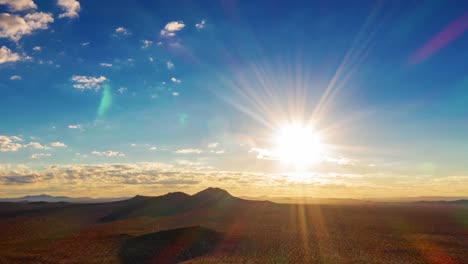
[1,190,467,204]
[0,194,129,203]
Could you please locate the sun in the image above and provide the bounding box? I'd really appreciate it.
[273,124,325,169]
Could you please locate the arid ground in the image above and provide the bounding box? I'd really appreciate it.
[0,188,467,264]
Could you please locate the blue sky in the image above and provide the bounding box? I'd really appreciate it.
[0,0,467,197]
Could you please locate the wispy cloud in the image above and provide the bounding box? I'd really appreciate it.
[114,27,130,35]
[91,150,125,157]
[71,75,107,90]
[99,63,112,67]
[68,124,81,129]
[207,142,219,148]
[10,75,21,80]
[117,87,127,93]
[30,153,51,159]
[141,40,153,48]
[166,61,174,70]
[195,20,206,29]
[171,77,181,84]
[26,142,49,150]
[175,148,202,154]
[50,142,67,147]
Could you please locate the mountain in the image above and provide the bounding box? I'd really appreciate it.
[98,187,257,223]
[0,194,128,203]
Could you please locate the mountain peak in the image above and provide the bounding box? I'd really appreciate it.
[192,187,232,199]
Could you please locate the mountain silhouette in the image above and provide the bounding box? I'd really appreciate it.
[98,188,252,223]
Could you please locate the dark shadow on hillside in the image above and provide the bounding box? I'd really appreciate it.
[119,226,223,264]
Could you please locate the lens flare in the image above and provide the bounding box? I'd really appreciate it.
[98,84,112,117]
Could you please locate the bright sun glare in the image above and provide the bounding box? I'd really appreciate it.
[273,124,325,169]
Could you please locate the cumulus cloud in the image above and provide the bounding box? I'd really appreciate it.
[91,150,125,157]
[0,0,37,12]
[99,63,112,67]
[30,153,51,159]
[172,92,179,96]
[117,87,127,93]
[175,148,202,154]
[50,141,67,147]
[57,0,80,19]
[170,77,181,84]
[0,135,23,152]
[160,21,185,37]
[71,75,107,90]
[10,75,21,80]
[0,46,21,64]
[0,12,54,41]
[68,124,80,129]
[195,20,206,29]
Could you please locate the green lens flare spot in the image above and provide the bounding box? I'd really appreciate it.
[98,84,112,117]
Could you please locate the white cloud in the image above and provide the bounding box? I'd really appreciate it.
[30,153,51,159]
[57,0,80,19]
[0,46,21,64]
[91,150,125,157]
[175,148,202,154]
[149,146,157,151]
[81,42,90,46]
[211,150,225,154]
[117,87,127,93]
[99,63,112,67]
[207,142,219,148]
[10,75,21,80]
[166,61,174,70]
[0,135,23,152]
[141,40,153,48]
[50,141,67,147]
[148,57,154,62]
[0,0,37,12]
[195,20,206,29]
[172,92,179,96]
[32,46,41,51]
[160,21,185,37]
[115,27,130,35]
[171,77,181,84]
[26,142,48,149]
[68,124,80,129]
[0,12,54,42]
[71,75,107,90]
